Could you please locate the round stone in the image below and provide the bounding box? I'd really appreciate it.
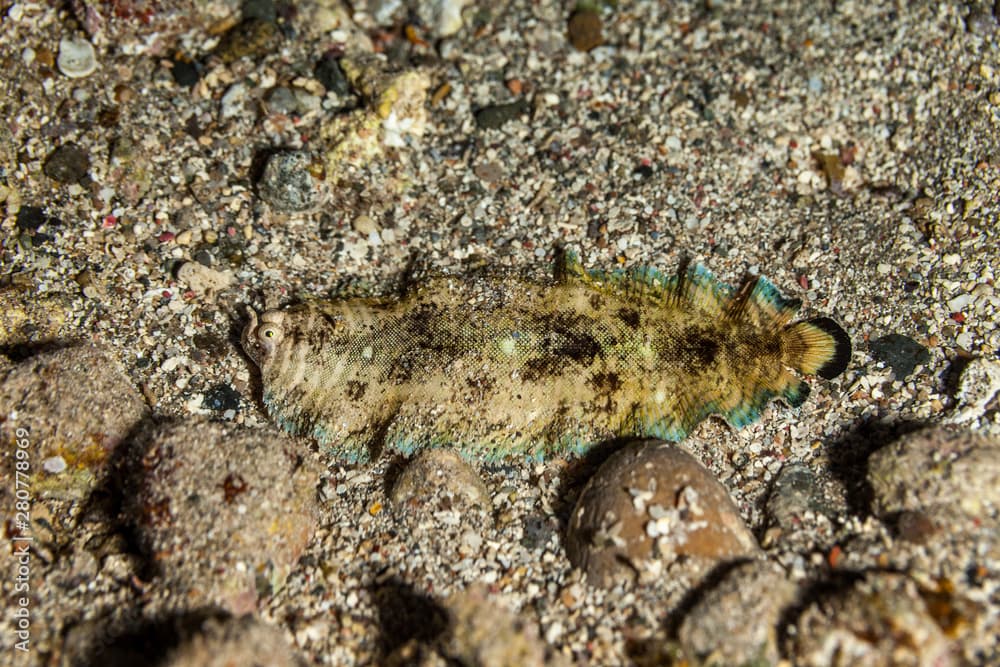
[123,419,322,613]
[57,36,98,78]
[566,439,759,587]
[791,573,954,667]
[679,560,797,666]
[257,151,326,213]
[868,426,1000,518]
[567,10,603,52]
[44,144,91,184]
[390,448,489,509]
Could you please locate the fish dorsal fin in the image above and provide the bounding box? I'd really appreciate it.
[724,274,802,330]
[558,251,734,315]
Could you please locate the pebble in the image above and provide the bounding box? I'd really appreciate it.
[171,56,200,87]
[475,99,530,130]
[868,426,1000,519]
[791,573,954,667]
[391,448,490,509]
[56,36,98,78]
[765,462,831,531]
[869,333,930,379]
[44,144,91,184]
[267,86,299,115]
[241,0,278,23]
[214,18,281,64]
[678,560,797,666]
[947,293,973,313]
[947,357,1000,424]
[416,0,472,37]
[0,345,148,499]
[257,151,326,213]
[220,83,250,120]
[567,9,604,52]
[123,419,322,614]
[15,205,54,231]
[565,439,759,587]
[352,214,379,235]
[177,261,236,297]
[315,55,351,96]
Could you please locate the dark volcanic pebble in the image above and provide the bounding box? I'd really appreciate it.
[475,99,530,130]
[171,57,200,87]
[870,333,930,379]
[124,419,322,614]
[315,55,350,95]
[0,344,148,499]
[15,205,58,231]
[566,439,759,587]
[44,144,91,183]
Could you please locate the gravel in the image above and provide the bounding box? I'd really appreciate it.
[1,0,999,663]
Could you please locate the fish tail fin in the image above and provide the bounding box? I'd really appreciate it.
[781,317,852,379]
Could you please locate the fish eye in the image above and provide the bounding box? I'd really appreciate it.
[257,323,283,352]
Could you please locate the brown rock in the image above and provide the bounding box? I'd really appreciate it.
[868,426,1000,518]
[678,560,797,666]
[391,448,489,509]
[792,573,954,667]
[442,585,568,667]
[123,419,322,614]
[0,344,148,499]
[566,439,759,587]
[567,10,604,52]
[162,615,306,667]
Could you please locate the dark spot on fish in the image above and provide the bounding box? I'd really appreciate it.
[543,312,602,364]
[589,293,605,310]
[588,371,622,392]
[522,356,559,382]
[466,375,495,402]
[678,329,719,367]
[616,307,640,328]
[346,381,367,400]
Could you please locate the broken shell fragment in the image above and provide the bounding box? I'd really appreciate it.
[57,37,98,78]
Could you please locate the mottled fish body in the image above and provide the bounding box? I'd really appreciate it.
[242,256,851,462]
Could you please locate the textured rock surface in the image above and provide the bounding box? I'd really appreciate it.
[868,426,1000,518]
[161,615,306,667]
[123,419,322,614]
[566,440,759,587]
[0,344,148,499]
[791,573,954,667]
[391,448,490,508]
[678,560,798,666]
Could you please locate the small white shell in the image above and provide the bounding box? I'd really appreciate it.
[57,37,98,78]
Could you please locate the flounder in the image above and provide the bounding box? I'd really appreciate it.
[243,255,851,462]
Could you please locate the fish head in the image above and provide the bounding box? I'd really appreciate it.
[242,306,287,367]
